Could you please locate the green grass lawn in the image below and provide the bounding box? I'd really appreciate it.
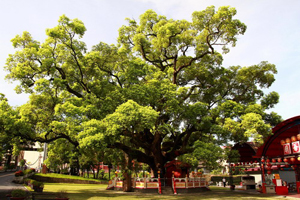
[35,173,104,182]
[40,183,288,200]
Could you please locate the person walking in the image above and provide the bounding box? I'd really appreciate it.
[223,178,226,187]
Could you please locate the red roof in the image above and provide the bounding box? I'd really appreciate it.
[256,115,300,160]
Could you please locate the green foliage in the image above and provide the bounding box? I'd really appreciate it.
[3,6,282,176]
[31,180,44,187]
[11,189,26,197]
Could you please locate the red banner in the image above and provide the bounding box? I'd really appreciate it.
[283,143,291,155]
[292,141,300,153]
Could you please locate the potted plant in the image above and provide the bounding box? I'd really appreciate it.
[10,189,26,200]
[13,170,24,183]
[55,190,69,200]
[32,180,44,192]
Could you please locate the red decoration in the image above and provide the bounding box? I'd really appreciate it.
[261,158,265,162]
[266,159,270,163]
[292,136,297,142]
[174,171,181,178]
[297,134,300,141]
[281,140,286,145]
[286,138,291,143]
[290,157,296,162]
[272,159,276,163]
[278,158,282,162]
[284,158,288,162]
[267,170,272,175]
[298,156,300,161]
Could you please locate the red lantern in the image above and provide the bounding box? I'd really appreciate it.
[292,136,297,142]
[291,157,296,162]
[267,170,272,175]
[281,140,286,145]
[297,134,300,141]
[278,158,282,162]
[286,138,291,143]
[284,158,288,162]
[298,156,300,161]
[261,158,265,162]
[266,159,270,163]
[174,171,181,177]
[272,159,276,163]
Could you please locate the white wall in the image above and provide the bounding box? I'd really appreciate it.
[22,143,44,171]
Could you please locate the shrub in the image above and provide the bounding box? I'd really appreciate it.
[23,169,32,175]
[11,189,26,197]
[31,180,44,187]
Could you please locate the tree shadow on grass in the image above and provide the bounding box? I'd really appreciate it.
[65,188,285,200]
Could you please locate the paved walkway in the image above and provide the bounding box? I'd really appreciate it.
[0,171,26,199]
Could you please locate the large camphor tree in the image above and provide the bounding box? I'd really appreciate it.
[5,6,281,187]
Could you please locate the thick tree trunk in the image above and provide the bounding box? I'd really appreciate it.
[122,153,132,192]
[122,170,132,192]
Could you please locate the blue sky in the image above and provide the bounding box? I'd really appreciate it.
[0,0,299,120]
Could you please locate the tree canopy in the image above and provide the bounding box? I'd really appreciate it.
[3,6,282,175]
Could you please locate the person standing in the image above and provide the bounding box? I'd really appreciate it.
[223,178,226,187]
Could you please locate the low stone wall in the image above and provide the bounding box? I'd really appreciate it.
[32,174,108,184]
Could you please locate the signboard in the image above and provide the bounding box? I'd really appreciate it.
[135,182,144,189]
[283,143,291,155]
[116,181,123,188]
[146,182,158,188]
[175,182,186,188]
[292,141,300,153]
